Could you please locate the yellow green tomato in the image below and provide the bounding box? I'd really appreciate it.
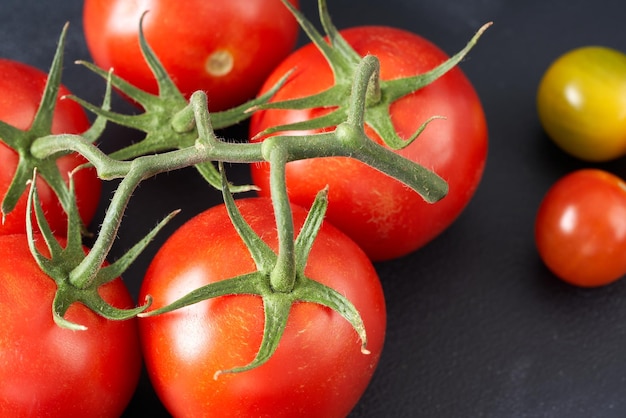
[537,46,626,162]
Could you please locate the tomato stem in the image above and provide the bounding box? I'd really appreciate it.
[267,145,297,293]
[68,144,212,289]
[31,48,449,295]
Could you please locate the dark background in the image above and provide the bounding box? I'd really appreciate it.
[3,0,626,417]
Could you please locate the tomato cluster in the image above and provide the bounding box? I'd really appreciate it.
[0,0,490,417]
[535,46,626,287]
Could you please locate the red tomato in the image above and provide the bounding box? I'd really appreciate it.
[0,234,142,417]
[249,26,488,261]
[535,169,626,287]
[0,59,101,235]
[83,0,300,112]
[139,198,386,417]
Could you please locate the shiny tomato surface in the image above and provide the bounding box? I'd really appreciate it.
[83,0,300,111]
[537,46,626,162]
[535,169,626,287]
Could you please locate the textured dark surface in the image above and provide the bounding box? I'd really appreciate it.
[3,1,626,417]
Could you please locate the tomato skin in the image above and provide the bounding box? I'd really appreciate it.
[537,46,626,162]
[0,59,101,235]
[0,234,142,417]
[138,198,386,418]
[535,169,626,287]
[83,0,300,112]
[250,26,488,261]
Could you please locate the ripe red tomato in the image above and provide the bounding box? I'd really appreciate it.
[0,59,101,235]
[138,198,386,417]
[0,234,142,417]
[535,169,626,287]
[249,26,488,261]
[82,0,300,112]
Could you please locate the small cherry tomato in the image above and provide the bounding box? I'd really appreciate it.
[536,46,626,162]
[535,169,626,287]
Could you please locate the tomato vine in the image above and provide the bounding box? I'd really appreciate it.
[7,0,489,375]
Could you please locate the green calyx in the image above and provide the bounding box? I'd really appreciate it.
[259,54,449,203]
[254,0,491,151]
[69,12,289,193]
[0,23,107,224]
[24,168,178,330]
[141,164,368,376]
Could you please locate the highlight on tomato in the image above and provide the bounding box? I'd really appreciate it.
[250,23,488,262]
[535,169,626,287]
[82,0,301,111]
[0,58,101,235]
[537,46,626,162]
[138,197,386,418]
[0,234,142,417]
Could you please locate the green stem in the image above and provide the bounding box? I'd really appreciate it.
[259,54,447,203]
[67,144,217,289]
[171,102,197,133]
[348,55,379,127]
[69,170,138,288]
[190,91,264,164]
[266,145,296,293]
[31,53,446,291]
[31,134,131,179]
[262,127,447,203]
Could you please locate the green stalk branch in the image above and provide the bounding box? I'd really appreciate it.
[267,146,296,293]
[189,91,263,164]
[27,28,448,323]
[67,144,213,289]
[261,55,449,203]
